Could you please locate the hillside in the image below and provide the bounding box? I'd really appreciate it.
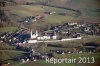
[6,0,100,19]
[0,0,100,28]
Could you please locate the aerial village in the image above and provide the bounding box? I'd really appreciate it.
[0,0,100,66]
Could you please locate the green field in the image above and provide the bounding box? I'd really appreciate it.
[6,4,76,24]
[0,50,24,59]
[4,0,100,22]
[0,27,17,33]
[43,6,67,13]
[84,8,100,18]
[0,48,99,66]
[18,53,100,66]
[6,1,100,24]
[0,50,25,65]
[45,15,75,24]
[8,5,44,17]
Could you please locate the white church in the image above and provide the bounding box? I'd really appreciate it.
[28,30,57,43]
[27,30,82,44]
[30,30,57,40]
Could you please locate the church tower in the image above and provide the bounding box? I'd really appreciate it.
[31,30,38,39]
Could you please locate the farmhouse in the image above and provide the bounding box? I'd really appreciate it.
[44,11,56,15]
[35,15,44,20]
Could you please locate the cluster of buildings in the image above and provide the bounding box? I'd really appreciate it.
[23,15,44,24]
[28,22,83,43]
[0,28,30,45]
[0,21,100,44]
[30,30,57,40]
